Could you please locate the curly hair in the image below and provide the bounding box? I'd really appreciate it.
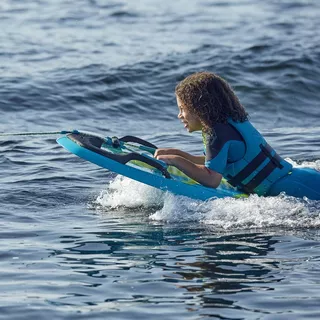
[175,72,248,134]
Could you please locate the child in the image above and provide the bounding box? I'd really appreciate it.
[155,72,320,200]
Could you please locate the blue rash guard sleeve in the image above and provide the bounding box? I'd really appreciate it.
[205,140,245,174]
[203,123,246,175]
[205,142,230,174]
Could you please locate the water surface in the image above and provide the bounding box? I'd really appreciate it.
[1,0,320,318]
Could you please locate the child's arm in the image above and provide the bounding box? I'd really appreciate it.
[156,154,222,188]
[154,148,205,165]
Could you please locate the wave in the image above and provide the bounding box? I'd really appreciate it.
[94,168,320,231]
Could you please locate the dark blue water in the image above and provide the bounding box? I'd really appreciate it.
[1,0,320,319]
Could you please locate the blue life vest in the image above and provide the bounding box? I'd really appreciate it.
[223,119,292,196]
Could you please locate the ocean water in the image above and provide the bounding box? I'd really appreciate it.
[1,0,320,319]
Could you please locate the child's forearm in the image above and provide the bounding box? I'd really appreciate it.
[154,148,205,165]
[157,155,221,188]
[176,150,205,165]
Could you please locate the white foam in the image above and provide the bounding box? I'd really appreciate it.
[96,167,320,230]
[150,194,320,230]
[95,176,165,209]
[287,158,320,171]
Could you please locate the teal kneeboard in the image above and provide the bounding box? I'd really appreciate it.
[57,131,247,200]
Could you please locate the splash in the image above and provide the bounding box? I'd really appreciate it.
[287,158,320,171]
[150,193,320,230]
[95,176,165,209]
[96,171,320,230]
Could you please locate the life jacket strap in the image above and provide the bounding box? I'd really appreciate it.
[242,160,280,193]
[227,143,284,192]
[260,144,283,169]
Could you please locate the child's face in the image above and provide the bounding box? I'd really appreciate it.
[176,96,202,133]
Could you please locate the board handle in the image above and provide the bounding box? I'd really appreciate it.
[119,135,158,150]
[68,133,171,179]
[124,153,171,179]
